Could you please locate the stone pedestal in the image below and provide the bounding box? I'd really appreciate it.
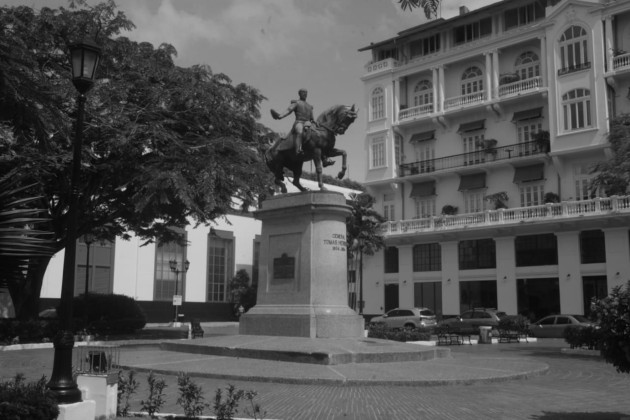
[77,373,118,420]
[239,191,364,338]
[56,400,96,420]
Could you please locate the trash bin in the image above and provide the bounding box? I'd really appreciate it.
[479,326,493,344]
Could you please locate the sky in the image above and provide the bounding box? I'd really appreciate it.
[2,0,496,181]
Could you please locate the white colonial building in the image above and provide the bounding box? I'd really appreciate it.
[358,0,630,321]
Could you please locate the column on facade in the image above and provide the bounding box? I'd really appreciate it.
[604,16,614,72]
[393,78,400,124]
[555,231,582,315]
[397,245,415,308]
[539,36,547,88]
[438,65,445,113]
[603,227,630,291]
[432,67,439,113]
[492,50,499,99]
[440,241,459,315]
[484,52,492,101]
[494,236,517,314]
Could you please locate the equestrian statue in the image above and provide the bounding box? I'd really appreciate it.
[267,88,358,193]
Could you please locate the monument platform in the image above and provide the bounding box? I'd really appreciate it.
[158,335,450,365]
[114,333,549,386]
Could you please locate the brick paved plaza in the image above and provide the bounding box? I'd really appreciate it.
[1,331,630,420]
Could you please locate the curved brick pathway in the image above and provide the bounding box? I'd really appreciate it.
[2,338,630,419]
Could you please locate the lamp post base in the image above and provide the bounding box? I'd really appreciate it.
[47,331,82,404]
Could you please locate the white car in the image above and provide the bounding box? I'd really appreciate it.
[370,307,437,330]
[528,314,597,338]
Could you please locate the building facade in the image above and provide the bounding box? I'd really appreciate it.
[358,0,630,321]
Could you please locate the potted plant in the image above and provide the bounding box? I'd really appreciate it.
[533,130,550,153]
[476,138,498,156]
[499,72,520,85]
[543,192,560,203]
[441,205,458,215]
[484,192,508,209]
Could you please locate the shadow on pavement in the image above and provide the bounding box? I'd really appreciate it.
[531,412,630,419]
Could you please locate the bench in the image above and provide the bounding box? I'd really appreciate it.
[498,328,529,343]
[190,319,204,338]
[435,324,473,345]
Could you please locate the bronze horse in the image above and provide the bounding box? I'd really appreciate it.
[265,104,358,193]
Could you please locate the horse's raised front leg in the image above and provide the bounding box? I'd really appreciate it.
[312,148,326,190]
[328,148,347,180]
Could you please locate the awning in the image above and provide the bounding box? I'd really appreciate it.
[458,173,486,191]
[512,107,543,122]
[513,164,545,183]
[410,130,435,143]
[457,119,485,133]
[410,181,436,198]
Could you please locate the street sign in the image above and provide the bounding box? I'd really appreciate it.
[173,295,182,306]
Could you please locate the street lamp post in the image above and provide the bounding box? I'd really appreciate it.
[47,38,101,404]
[83,234,94,329]
[169,259,190,324]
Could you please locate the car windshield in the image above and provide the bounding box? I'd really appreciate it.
[572,315,590,323]
[419,309,434,316]
[496,312,507,319]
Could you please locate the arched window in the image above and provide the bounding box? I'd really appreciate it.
[562,89,591,131]
[559,26,589,73]
[461,67,484,96]
[371,87,384,120]
[413,80,433,108]
[515,51,540,80]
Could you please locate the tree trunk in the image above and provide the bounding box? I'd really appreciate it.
[8,256,52,320]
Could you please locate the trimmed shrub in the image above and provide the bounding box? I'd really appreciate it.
[0,374,59,420]
[69,293,146,335]
[0,319,60,344]
[498,315,530,333]
[563,325,602,350]
[367,322,432,342]
[591,280,630,373]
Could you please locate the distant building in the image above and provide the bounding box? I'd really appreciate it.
[358,0,630,320]
[31,179,360,322]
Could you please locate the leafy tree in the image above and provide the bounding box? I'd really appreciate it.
[396,0,441,19]
[346,192,386,313]
[591,280,630,373]
[591,114,630,196]
[0,1,274,319]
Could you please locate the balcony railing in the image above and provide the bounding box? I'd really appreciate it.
[399,103,434,121]
[498,76,543,97]
[365,58,400,75]
[398,140,545,177]
[444,91,486,110]
[557,62,591,76]
[381,196,630,236]
[613,53,630,72]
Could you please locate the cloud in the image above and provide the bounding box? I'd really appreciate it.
[123,0,337,65]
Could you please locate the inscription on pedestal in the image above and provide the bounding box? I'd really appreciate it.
[273,253,295,283]
[323,233,346,252]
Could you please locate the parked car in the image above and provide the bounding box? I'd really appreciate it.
[369,307,437,330]
[439,308,508,329]
[528,314,597,338]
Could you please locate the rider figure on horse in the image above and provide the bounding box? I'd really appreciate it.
[270,89,334,167]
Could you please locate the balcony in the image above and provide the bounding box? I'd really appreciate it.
[364,58,400,76]
[444,91,487,111]
[398,140,545,177]
[399,103,434,122]
[557,62,591,76]
[381,196,630,237]
[498,76,543,98]
[613,52,630,72]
